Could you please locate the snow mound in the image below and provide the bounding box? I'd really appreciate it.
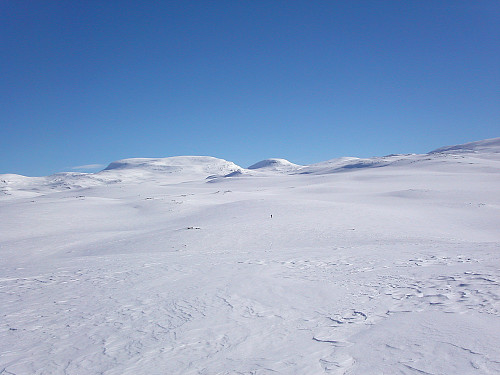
[430,137,500,154]
[248,158,302,173]
[102,156,241,181]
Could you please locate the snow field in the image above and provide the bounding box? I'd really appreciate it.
[1,139,500,374]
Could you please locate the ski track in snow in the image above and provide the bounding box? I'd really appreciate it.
[1,140,500,374]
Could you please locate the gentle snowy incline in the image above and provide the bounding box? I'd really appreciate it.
[1,139,500,374]
[430,136,500,154]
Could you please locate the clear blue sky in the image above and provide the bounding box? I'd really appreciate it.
[1,1,499,176]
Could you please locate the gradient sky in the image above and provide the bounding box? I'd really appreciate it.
[1,1,499,176]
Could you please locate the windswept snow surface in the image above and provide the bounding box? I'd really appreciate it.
[1,140,500,374]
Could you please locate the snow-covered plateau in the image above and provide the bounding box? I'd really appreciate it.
[1,138,500,374]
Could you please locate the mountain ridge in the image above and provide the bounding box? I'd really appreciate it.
[1,138,499,190]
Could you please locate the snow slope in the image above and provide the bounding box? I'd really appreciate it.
[1,139,500,374]
[430,136,500,154]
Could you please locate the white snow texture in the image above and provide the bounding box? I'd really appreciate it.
[1,138,500,374]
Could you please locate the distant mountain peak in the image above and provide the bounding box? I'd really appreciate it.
[248,158,302,172]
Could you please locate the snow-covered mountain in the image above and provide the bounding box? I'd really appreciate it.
[0,156,241,198]
[1,138,500,374]
[2,138,499,196]
[103,155,240,176]
[101,155,241,183]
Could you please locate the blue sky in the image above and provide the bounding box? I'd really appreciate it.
[1,1,499,176]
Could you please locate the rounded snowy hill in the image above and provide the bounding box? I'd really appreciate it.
[247,158,303,173]
[101,156,241,182]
